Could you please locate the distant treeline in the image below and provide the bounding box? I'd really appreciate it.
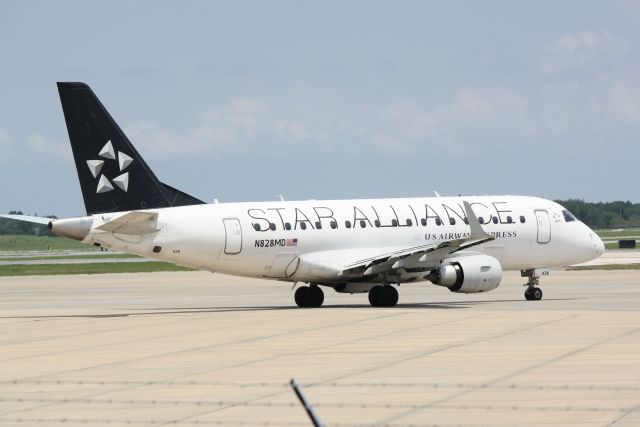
[555,200,640,229]
[0,211,57,236]
[2,200,640,236]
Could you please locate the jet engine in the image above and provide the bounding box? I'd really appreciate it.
[426,253,502,293]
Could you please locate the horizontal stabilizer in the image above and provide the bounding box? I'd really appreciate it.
[0,214,52,225]
[96,211,159,235]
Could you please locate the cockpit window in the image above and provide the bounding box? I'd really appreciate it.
[562,210,577,222]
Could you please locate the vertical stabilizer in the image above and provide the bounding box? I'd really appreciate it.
[57,82,204,214]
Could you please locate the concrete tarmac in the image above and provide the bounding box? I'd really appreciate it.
[0,270,639,426]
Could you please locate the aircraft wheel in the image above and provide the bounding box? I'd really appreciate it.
[294,286,308,307]
[524,289,533,300]
[368,285,398,307]
[380,286,398,307]
[531,287,543,301]
[305,286,324,308]
[368,285,382,307]
[524,287,543,301]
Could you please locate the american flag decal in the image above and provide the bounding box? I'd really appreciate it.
[286,238,298,246]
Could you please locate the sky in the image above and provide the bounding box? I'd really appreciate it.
[1,0,639,216]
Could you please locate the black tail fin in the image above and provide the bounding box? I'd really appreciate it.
[57,82,204,214]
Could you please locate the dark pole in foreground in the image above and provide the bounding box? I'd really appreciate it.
[290,378,324,427]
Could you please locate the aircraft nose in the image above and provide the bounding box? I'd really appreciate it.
[586,227,605,257]
[594,234,605,256]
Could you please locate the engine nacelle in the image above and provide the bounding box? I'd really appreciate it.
[426,254,502,293]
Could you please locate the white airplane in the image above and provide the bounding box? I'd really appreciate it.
[2,83,604,307]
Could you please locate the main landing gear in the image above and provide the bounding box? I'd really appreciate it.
[368,284,399,307]
[522,269,544,301]
[294,284,324,308]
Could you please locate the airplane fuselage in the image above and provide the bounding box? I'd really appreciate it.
[82,195,603,286]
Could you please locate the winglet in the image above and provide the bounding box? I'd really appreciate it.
[463,201,493,241]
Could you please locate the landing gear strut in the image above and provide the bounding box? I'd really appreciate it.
[522,269,544,301]
[294,284,324,308]
[368,284,399,307]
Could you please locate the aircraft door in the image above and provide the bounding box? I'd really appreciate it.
[535,210,551,244]
[223,218,242,254]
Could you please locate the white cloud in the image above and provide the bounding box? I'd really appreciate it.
[122,78,638,161]
[125,87,533,158]
[376,101,438,141]
[26,133,71,160]
[127,121,203,158]
[609,84,640,125]
[536,73,640,136]
[540,30,628,75]
[127,97,311,158]
[0,129,13,163]
[273,119,311,142]
[439,87,530,135]
[368,87,530,153]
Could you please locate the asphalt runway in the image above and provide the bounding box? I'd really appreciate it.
[1,270,639,426]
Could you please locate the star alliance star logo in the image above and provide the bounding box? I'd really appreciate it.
[86,140,134,194]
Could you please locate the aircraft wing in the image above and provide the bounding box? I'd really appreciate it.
[0,214,52,225]
[339,201,494,278]
[95,211,159,235]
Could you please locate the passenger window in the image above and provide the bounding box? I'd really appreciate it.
[449,218,456,225]
[315,221,322,229]
[492,217,498,224]
[436,218,442,226]
[478,216,484,224]
[406,219,412,226]
[463,218,469,225]
[285,222,292,231]
[391,219,398,227]
[253,223,261,231]
[360,220,366,228]
[345,220,352,229]
[374,220,381,228]
[269,223,276,231]
[562,210,577,222]
[420,218,426,226]
[300,222,307,230]
[330,221,337,229]
[506,216,513,224]
[520,215,526,223]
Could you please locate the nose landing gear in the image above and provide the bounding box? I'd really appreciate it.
[522,269,545,301]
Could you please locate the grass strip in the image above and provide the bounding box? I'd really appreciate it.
[0,253,140,261]
[0,235,93,251]
[568,263,640,271]
[595,229,640,238]
[0,262,194,277]
[604,243,640,250]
